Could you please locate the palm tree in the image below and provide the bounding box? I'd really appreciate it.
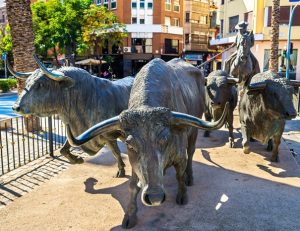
[6,0,39,131]
[269,0,280,73]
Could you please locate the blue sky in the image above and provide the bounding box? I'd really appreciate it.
[0,0,4,8]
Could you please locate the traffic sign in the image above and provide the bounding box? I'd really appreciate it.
[289,0,300,2]
[2,52,7,61]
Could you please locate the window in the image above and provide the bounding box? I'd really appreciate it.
[140,0,145,9]
[111,0,117,9]
[173,18,180,27]
[220,19,224,37]
[148,2,153,9]
[174,0,180,12]
[104,0,108,8]
[185,12,190,23]
[266,6,300,27]
[132,38,152,54]
[185,34,190,44]
[244,11,253,30]
[132,1,137,8]
[165,39,179,54]
[96,0,101,5]
[221,0,225,4]
[165,0,171,11]
[229,15,239,33]
[140,18,145,24]
[132,17,137,24]
[165,17,171,26]
[200,16,207,24]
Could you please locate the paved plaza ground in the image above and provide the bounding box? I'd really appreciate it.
[0,110,299,231]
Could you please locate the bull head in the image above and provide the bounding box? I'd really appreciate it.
[34,55,74,86]
[66,103,229,147]
[6,59,33,79]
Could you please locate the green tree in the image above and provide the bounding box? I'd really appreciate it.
[81,5,127,58]
[31,0,90,65]
[0,24,13,66]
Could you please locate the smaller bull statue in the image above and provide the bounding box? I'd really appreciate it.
[239,71,300,162]
[204,70,239,147]
[9,56,134,177]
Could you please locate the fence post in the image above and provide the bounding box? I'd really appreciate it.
[48,116,54,157]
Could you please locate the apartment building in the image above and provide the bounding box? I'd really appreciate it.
[184,0,217,67]
[210,0,300,80]
[102,0,184,76]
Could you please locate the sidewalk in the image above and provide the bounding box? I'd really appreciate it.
[0,111,299,231]
[283,116,300,164]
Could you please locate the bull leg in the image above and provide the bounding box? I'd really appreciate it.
[60,140,84,164]
[241,124,250,154]
[107,141,126,178]
[227,113,234,148]
[122,171,140,229]
[186,131,197,186]
[271,136,281,162]
[266,139,273,151]
[174,161,188,205]
[203,113,212,137]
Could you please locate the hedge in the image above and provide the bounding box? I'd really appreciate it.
[0,79,17,93]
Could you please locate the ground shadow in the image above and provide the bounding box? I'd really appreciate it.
[87,158,300,231]
[197,129,240,149]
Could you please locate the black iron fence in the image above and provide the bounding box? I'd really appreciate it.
[0,116,66,176]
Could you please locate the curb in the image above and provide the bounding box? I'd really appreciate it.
[0,91,17,97]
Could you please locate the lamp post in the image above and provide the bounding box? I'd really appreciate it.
[286,1,300,80]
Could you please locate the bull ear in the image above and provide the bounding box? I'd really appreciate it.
[247,81,266,92]
[287,80,300,87]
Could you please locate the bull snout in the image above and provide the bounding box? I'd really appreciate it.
[141,185,166,206]
[12,104,21,112]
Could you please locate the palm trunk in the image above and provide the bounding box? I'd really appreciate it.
[6,0,40,132]
[269,0,280,74]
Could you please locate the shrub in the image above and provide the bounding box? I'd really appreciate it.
[0,79,17,92]
[7,79,17,89]
[0,80,10,92]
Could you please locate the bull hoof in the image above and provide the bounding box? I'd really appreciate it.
[61,152,84,164]
[243,146,250,154]
[250,137,256,142]
[122,214,137,229]
[115,169,125,178]
[176,193,188,205]
[271,155,279,162]
[203,131,210,137]
[229,141,234,148]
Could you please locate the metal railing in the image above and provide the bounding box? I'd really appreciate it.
[0,115,66,176]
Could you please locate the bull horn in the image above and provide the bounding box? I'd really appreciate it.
[227,77,240,84]
[34,54,73,83]
[248,81,267,91]
[67,116,121,147]
[6,59,32,79]
[170,102,229,131]
[287,80,300,87]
